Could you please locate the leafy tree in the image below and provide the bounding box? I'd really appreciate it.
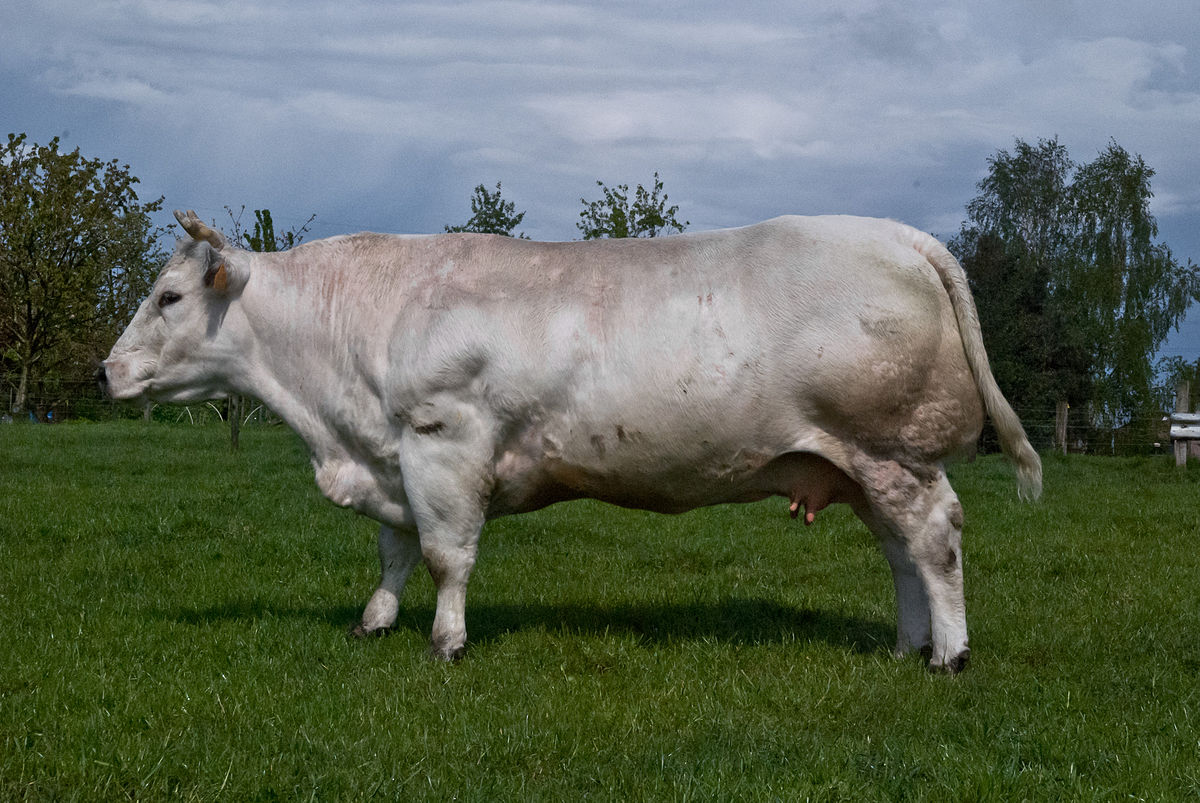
[951,139,1092,447]
[952,137,1200,447]
[956,230,1091,450]
[1156,355,1200,412]
[1066,143,1196,422]
[0,133,167,415]
[444,182,527,238]
[577,172,688,239]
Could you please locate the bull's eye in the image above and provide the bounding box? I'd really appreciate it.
[157,291,182,309]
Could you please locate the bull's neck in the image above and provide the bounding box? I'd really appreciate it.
[229,259,391,456]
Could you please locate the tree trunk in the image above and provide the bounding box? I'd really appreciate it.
[13,362,28,415]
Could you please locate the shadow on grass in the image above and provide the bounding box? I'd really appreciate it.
[467,598,892,656]
[167,596,893,656]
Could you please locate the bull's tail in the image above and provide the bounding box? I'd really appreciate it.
[913,231,1043,501]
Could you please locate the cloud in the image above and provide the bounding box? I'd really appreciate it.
[60,76,170,106]
[525,90,824,159]
[0,0,1196,260]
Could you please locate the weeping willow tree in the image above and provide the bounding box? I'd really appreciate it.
[952,137,1199,449]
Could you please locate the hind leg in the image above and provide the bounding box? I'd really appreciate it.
[871,523,934,658]
[853,459,969,672]
[398,400,493,661]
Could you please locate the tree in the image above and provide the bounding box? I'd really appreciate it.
[952,137,1200,447]
[444,182,527,237]
[577,172,688,239]
[0,133,167,415]
[224,205,315,252]
[1067,143,1196,423]
[958,230,1091,444]
[1157,355,1200,412]
[951,138,1092,448]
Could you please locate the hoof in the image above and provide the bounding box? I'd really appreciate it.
[946,649,970,674]
[429,642,467,662]
[928,648,970,675]
[349,622,391,640]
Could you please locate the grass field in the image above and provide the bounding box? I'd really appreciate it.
[2,422,1199,800]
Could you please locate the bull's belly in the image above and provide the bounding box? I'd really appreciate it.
[491,461,760,515]
[487,433,861,519]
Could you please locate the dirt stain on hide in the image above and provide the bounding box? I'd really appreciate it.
[859,315,903,339]
[615,425,645,444]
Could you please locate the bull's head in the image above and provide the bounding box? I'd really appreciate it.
[100,210,250,403]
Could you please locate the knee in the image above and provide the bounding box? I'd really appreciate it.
[423,546,475,587]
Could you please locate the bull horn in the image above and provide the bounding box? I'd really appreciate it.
[173,209,228,250]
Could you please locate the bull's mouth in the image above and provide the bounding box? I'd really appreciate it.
[100,368,228,405]
[100,380,151,403]
[97,360,154,402]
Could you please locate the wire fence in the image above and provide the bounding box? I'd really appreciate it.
[3,379,280,429]
[4,377,1196,457]
[980,405,1176,457]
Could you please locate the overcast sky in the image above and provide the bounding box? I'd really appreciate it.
[3,0,1199,357]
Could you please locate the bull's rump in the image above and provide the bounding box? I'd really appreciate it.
[389,216,984,515]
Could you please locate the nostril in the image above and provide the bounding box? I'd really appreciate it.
[96,366,108,386]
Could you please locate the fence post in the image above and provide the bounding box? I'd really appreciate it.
[1055,400,1068,455]
[1175,381,1190,468]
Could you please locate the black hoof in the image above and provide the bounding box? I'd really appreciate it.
[429,643,467,662]
[349,623,391,640]
[927,648,970,675]
[947,649,970,674]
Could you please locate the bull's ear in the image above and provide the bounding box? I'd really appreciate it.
[204,260,229,292]
[202,247,248,295]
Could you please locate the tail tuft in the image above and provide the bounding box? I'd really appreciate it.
[1008,420,1044,502]
[1017,460,1043,502]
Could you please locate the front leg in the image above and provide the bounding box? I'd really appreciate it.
[410,483,487,661]
[355,523,422,636]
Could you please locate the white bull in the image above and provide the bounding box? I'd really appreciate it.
[102,210,1040,672]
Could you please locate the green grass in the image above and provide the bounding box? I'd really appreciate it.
[2,422,1199,800]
